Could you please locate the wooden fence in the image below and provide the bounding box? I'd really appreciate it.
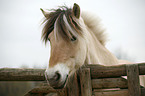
[0,63,145,96]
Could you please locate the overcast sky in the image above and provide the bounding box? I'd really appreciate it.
[0,0,145,68]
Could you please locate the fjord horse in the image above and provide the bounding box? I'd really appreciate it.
[41,3,145,88]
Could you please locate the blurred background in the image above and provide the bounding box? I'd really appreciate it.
[0,0,145,95]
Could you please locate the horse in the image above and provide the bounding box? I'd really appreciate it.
[40,3,145,89]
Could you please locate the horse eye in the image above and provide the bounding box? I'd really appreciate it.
[71,36,77,41]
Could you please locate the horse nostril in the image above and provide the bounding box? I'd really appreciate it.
[54,71,61,81]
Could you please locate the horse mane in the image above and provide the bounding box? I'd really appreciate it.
[41,6,107,45]
[81,12,107,46]
[41,6,82,43]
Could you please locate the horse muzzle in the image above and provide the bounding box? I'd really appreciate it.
[45,69,69,89]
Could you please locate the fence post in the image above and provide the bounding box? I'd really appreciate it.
[79,68,92,96]
[126,64,141,96]
[66,72,80,96]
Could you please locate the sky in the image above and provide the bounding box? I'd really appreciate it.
[0,0,145,68]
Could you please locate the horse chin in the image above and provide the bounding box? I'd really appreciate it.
[52,75,68,89]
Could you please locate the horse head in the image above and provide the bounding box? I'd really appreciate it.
[41,3,119,89]
[41,3,88,88]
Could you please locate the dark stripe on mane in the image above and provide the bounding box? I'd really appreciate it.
[42,6,81,43]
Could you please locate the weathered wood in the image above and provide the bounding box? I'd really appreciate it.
[126,64,141,96]
[86,63,145,79]
[24,84,65,96]
[79,68,92,96]
[92,77,128,89]
[141,88,145,96]
[66,72,80,96]
[27,86,56,94]
[92,88,145,96]
[92,89,128,96]
[0,63,145,96]
[0,63,145,81]
[0,68,45,81]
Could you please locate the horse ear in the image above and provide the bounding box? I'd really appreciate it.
[40,8,49,18]
[72,3,80,19]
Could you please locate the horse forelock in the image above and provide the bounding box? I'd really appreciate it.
[41,6,82,43]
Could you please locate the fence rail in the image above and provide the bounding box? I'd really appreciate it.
[0,63,145,81]
[0,63,145,96]
[0,68,45,81]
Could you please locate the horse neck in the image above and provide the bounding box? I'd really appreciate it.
[85,29,119,66]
